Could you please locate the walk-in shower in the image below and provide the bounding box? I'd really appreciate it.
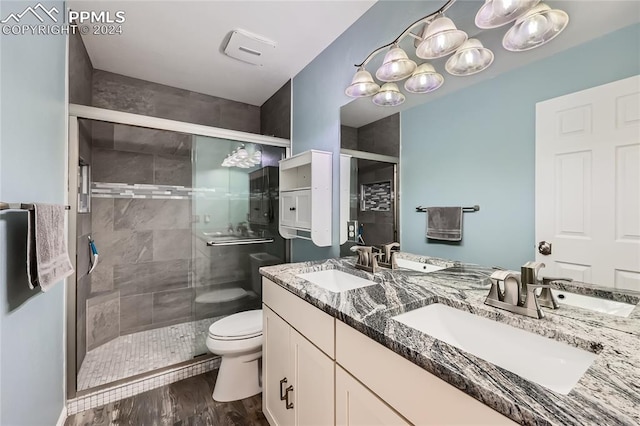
[67,108,289,397]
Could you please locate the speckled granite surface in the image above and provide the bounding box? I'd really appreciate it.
[260,253,640,426]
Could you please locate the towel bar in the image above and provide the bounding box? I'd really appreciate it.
[415,205,479,213]
[0,202,71,211]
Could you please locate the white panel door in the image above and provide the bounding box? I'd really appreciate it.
[536,75,640,290]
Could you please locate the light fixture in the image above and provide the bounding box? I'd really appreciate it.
[345,67,380,97]
[221,146,262,168]
[372,83,405,106]
[416,16,468,59]
[503,3,569,51]
[375,44,417,82]
[445,39,494,76]
[346,0,568,107]
[475,0,540,29]
[404,63,443,93]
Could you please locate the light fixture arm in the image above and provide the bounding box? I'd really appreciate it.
[354,0,457,68]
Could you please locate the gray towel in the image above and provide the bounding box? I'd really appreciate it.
[27,204,74,291]
[426,207,463,241]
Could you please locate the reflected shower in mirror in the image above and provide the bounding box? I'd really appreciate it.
[339,111,399,256]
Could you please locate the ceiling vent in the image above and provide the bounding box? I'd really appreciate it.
[223,29,276,66]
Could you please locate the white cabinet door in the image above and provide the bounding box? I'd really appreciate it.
[280,190,311,230]
[536,75,640,290]
[263,307,294,426]
[280,192,297,228]
[336,366,408,426]
[293,190,311,230]
[291,329,334,426]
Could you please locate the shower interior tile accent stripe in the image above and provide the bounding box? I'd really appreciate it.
[92,182,219,200]
[361,180,392,211]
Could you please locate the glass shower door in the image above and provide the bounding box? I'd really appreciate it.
[191,136,285,334]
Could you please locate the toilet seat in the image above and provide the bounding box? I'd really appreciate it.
[208,309,263,341]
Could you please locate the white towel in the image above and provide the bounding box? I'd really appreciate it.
[27,204,74,291]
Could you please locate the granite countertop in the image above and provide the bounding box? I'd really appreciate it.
[259,253,640,426]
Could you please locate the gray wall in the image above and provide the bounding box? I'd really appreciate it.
[93,70,260,133]
[0,1,66,424]
[357,114,399,157]
[69,30,93,106]
[261,80,291,139]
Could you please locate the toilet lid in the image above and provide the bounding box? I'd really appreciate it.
[208,309,263,340]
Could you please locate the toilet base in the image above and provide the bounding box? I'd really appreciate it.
[212,352,262,402]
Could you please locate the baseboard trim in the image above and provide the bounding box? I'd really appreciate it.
[56,406,67,426]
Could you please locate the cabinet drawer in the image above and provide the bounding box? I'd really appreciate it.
[336,320,516,425]
[263,278,335,358]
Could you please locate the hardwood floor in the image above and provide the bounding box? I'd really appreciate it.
[65,371,269,426]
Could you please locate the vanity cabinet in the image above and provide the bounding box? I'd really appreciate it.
[279,149,332,247]
[335,321,516,425]
[263,279,335,426]
[263,277,516,426]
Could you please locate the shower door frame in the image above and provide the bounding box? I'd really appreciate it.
[66,104,291,400]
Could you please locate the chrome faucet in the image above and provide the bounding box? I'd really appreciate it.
[484,262,572,319]
[378,242,400,269]
[351,246,381,273]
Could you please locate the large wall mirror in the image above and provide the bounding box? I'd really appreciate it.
[337,1,639,298]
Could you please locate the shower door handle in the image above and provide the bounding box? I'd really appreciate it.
[279,378,288,400]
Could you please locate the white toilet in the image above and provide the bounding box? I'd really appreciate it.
[206,309,263,402]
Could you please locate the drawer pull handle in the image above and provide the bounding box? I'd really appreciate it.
[285,385,294,409]
[289,207,296,211]
[279,378,288,400]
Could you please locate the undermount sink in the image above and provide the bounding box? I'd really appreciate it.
[396,258,446,273]
[393,304,597,395]
[296,269,377,293]
[550,289,636,318]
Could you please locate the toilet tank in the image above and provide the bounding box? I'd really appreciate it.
[250,252,282,296]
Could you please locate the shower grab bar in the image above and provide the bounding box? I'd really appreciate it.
[207,238,274,246]
[0,202,71,211]
[415,205,479,213]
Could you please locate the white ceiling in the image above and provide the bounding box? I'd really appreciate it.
[69,0,376,106]
[341,1,640,128]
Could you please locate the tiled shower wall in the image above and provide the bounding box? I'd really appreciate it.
[86,124,193,348]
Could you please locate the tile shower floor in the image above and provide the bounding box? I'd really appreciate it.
[78,317,222,391]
